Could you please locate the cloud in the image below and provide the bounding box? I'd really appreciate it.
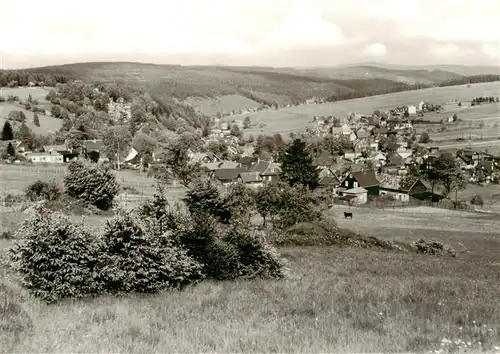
[362,43,387,58]
[0,0,499,68]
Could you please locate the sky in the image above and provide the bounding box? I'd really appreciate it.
[1,0,499,69]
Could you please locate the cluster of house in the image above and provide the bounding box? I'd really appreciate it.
[177,148,442,205]
[0,139,106,164]
[108,97,132,122]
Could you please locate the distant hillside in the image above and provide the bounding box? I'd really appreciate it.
[17,62,463,115]
[2,62,499,119]
[350,63,500,77]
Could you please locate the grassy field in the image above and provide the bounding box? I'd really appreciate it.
[0,103,62,135]
[232,82,500,136]
[1,204,500,352]
[184,94,262,116]
[0,164,187,215]
[0,87,51,103]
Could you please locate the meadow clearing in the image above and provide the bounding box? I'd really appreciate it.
[230,82,500,137]
[1,203,500,352]
[0,87,52,104]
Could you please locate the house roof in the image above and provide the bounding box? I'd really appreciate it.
[331,127,343,135]
[247,160,281,175]
[238,156,258,167]
[43,144,66,152]
[26,151,62,157]
[386,143,401,151]
[124,147,139,162]
[377,173,406,191]
[350,170,380,187]
[83,139,104,151]
[343,187,368,194]
[386,152,404,166]
[374,127,388,134]
[202,160,241,171]
[318,175,340,186]
[214,168,247,181]
[238,172,262,183]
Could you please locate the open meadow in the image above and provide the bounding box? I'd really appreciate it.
[231,82,500,136]
[0,164,187,218]
[0,104,63,135]
[0,87,52,104]
[1,203,500,352]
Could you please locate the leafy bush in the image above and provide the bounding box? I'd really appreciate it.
[410,239,456,257]
[222,225,286,279]
[64,161,120,210]
[98,211,204,294]
[183,179,231,223]
[8,207,103,302]
[25,180,61,202]
[471,195,484,206]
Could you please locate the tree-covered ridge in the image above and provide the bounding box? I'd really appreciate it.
[5,62,497,108]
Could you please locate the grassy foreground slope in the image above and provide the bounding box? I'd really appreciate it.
[1,204,500,352]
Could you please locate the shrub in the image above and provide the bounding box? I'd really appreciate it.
[410,239,456,257]
[471,194,484,206]
[99,211,204,294]
[64,161,120,210]
[176,213,286,280]
[7,207,103,302]
[222,225,287,279]
[25,180,61,202]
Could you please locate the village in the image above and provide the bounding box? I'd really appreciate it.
[2,96,498,207]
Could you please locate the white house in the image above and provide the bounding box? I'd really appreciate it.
[26,151,64,164]
[408,105,417,115]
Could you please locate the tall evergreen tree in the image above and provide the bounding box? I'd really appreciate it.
[2,121,13,140]
[279,138,320,190]
[7,142,15,156]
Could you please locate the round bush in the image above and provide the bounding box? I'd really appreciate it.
[470,195,484,206]
[64,161,120,210]
[25,180,61,202]
[99,211,204,294]
[8,207,102,302]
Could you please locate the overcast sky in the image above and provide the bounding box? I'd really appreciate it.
[1,0,499,69]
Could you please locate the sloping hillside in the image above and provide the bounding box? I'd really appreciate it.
[9,62,500,118]
[28,62,443,115]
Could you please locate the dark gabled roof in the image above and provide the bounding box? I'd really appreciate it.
[238,172,263,183]
[349,170,380,187]
[386,143,401,151]
[386,152,404,166]
[238,156,258,167]
[83,139,104,151]
[214,168,247,181]
[318,175,340,186]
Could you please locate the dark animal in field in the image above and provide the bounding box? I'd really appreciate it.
[344,212,353,219]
